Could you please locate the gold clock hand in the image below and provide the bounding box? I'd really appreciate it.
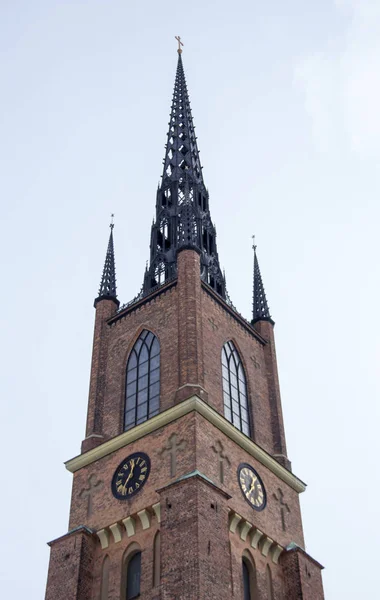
[123,459,135,489]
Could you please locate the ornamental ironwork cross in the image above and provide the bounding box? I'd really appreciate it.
[211,440,231,484]
[273,488,290,531]
[160,432,187,478]
[79,474,103,517]
[175,35,184,53]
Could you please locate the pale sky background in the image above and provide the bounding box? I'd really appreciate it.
[1,1,379,598]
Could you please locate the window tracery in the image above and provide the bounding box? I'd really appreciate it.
[125,330,160,431]
[222,341,250,436]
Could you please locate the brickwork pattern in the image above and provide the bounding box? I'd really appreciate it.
[45,247,324,599]
[45,529,95,600]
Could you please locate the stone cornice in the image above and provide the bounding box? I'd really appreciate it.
[157,469,232,499]
[65,396,306,494]
[47,525,94,547]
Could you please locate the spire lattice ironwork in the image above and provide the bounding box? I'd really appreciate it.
[143,50,225,298]
[95,220,118,305]
[252,241,272,323]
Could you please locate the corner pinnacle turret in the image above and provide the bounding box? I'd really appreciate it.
[95,218,119,307]
[143,44,225,298]
[252,240,272,324]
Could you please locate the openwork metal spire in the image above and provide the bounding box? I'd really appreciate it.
[161,52,203,186]
[252,239,272,324]
[143,44,225,298]
[95,218,118,305]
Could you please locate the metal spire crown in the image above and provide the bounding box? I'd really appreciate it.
[161,49,203,186]
[252,238,272,324]
[95,217,118,305]
[143,44,225,298]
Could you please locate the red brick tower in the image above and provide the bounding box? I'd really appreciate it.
[45,46,325,600]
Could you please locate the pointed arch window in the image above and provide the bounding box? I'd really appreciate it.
[154,261,166,286]
[222,341,250,436]
[126,551,141,599]
[100,555,110,600]
[153,531,161,587]
[242,554,258,600]
[266,565,274,600]
[125,330,160,431]
[242,560,251,600]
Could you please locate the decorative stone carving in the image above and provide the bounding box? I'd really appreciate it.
[137,509,151,530]
[109,522,122,543]
[240,520,252,541]
[211,440,231,484]
[250,527,264,549]
[260,536,274,557]
[152,502,161,523]
[160,432,187,477]
[273,488,290,531]
[79,474,103,517]
[122,516,136,537]
[271,544,283,564]
[229,512,242,533]
[96,528,109,549]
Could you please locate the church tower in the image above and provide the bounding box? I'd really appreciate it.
[45,44,325,600]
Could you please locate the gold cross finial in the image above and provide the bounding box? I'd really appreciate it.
[175,35,184,54]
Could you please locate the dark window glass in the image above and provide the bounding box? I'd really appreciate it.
[126,552,141,600]
[221,341,251,436]
[124,330,161,431]
[243,560,251,600]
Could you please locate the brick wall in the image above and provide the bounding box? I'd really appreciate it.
[45,528,95,600]
[45,247,325,599]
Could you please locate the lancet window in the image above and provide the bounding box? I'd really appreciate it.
[222,341,250,436]
[266,565,274,600]
[158,218,171,251]
[242,552,258,600]
[154,261,166,286]
[126,551,141,599]
[242,559,251,600]
[124,330,160,431]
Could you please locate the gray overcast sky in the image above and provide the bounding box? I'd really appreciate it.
[1,1,379,597]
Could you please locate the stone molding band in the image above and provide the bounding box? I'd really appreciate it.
[66,396,306,494]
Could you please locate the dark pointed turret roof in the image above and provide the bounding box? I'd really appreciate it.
[95,222,118,306]
[143,48,225,298]
[252,242,272,324]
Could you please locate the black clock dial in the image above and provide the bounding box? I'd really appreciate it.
[111,452,150,500]
[238,463,266,511]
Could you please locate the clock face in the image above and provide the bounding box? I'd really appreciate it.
[111,452,150,500]
[238,463,266,511]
